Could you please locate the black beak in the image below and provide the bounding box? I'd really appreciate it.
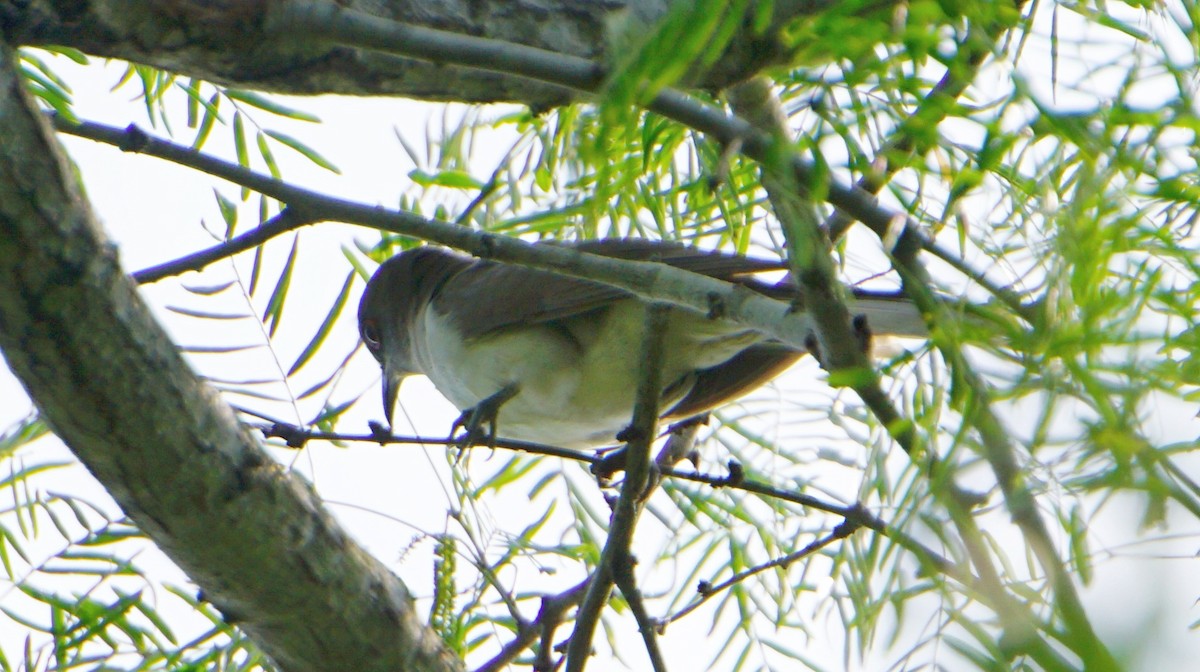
[382,367,402,427]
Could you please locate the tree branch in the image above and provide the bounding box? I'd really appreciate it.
[272,0,933,263]
[52,113,888,355]
[0,39,461,672]
[8,0,852,105]
[565,303,668,672]
[133,206,316,283]
[663,523,851,627]
[475,580,588,672]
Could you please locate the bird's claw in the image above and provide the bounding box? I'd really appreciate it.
[450,384,519,449]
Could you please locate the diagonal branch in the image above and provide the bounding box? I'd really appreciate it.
[51,114,876,356]
[269,1,933,263]
[727,77,915,450]
[725,77,1115,670]
[663,523,852,627]
[473,581,589,672]
[133,206,316,283]
[0,40,461,672]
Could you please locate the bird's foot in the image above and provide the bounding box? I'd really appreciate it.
[451,383,519,449]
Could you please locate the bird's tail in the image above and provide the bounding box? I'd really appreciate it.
[849,292,928,337]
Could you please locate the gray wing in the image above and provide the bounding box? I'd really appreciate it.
[433,239,788,340]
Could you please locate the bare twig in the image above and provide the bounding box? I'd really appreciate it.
[262,422,1077,646]
[475,580,588,672]
[611,556,666,672]
[134,206,315,283]
[663,523,853,627]
[565,304,668,672]
[268,1,933,261]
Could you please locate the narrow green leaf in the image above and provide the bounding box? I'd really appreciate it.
[40,46,89,64]
[409,169,484,189]
[288,271,354,377]
[178,344,261,354]
[191,92,221,150]
[185,78,200,127]
[262,236,299,337]
[256,131,280,179]
[264,130,341,173]
[0,414,48,459]
[248,244,264,296]
[213,386,286,402]
[164,305,252,320]
[232,111,249,168]
[213,189,238,239]
[310,398,358,428]
[181,280,236,296]
[224,89,320,122]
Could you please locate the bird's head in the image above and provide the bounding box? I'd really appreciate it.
[358,247,468,425]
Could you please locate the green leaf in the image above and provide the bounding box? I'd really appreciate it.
[0,414,49,459]
[182,280,236,296]
[288,271,355,376]
[164,305,252,320]
[256,130,280,179]
[262,236,300,337]
[233,111,249,167]
[264,130,341,173]
[208,191,238,244]
[225,89,321,122]
[409,169,484,189]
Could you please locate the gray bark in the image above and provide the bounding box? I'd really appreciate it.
[3,0,852,106]
[0,38,461,672]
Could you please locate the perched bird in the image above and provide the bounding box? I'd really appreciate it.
[358,239,925,449]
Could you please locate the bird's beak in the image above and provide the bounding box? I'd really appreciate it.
[382,366,405,428]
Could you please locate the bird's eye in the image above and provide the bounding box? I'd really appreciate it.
[361,319,382,351]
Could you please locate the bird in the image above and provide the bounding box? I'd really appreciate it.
[357,239,926,449]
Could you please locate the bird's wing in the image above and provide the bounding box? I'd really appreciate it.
[663,343,802,421]
[435,240,788,340]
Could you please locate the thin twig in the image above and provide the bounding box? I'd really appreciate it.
[268,1,934,262]
[565,304,668,672]
[262,421,956,574]
[475,580,588,672]
[611,557,667,672]
[133,206,315,283]
[663,524,852,627]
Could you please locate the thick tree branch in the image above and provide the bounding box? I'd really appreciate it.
[0,40,461,672]
[5,0,861,106]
